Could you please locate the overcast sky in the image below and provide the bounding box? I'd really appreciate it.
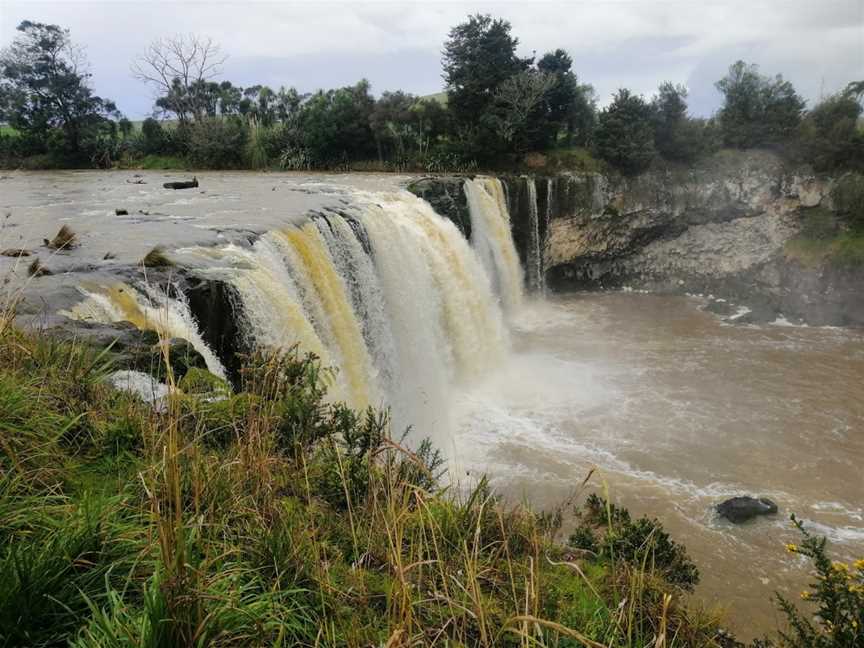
[1,0,862,119]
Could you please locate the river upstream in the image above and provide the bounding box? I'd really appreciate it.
[2,171,863,638]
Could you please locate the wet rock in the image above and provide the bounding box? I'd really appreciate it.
[163,177,198,190]
[530,150,864,327]
[27,258,51,276]
[1,248,32,257]
[158,337,208,381]
[185,277,246,388]
[717,496,778,523]
[407,176,471,238]
[49,319,206,382]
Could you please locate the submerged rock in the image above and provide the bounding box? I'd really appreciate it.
[1,248,32,257]
[163,177,198,190]
[717,496,778,523]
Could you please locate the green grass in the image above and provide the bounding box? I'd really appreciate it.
[542,147,605,173]
[784,231,864,268]
[2,314,858,645]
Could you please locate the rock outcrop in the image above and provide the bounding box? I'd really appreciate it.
[410,152,864,327]
[542,152,864,326]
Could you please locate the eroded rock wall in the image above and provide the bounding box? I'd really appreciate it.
[409,152,864,326]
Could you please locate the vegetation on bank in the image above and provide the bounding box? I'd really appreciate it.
[784,174,864,269]
[1,17,863,175]
[0,300,862,646]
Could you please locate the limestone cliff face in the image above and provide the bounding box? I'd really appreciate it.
[409,152,864,326]
[542,151,864,326]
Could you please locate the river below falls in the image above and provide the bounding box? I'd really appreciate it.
[452,292,864,637]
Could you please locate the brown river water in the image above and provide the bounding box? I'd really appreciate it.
[2,172,862,638]
[453,292,864,637]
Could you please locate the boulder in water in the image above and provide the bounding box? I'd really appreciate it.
[163,177,198,190]
[717,496,778,523]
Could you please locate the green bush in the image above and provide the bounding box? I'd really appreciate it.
[568,494,700,590]
[768,516,864,647]
[800,207,840,241]
[187,117,247,169]
[832,173,864,231]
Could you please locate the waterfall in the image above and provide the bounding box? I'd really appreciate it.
[525,178,542,293]
[62,186,522,452]
[463,178,524,312]
[313,213,398,400]
[61,282,228,379]
[543,178,553,295]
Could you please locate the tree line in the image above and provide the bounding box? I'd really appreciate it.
[1,15,863,174]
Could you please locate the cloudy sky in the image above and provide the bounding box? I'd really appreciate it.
[1,0,862,119]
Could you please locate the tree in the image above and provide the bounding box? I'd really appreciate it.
[797,93,864,171]
[442,14,531,153]
[132,34,226,123]
[0,20,120,156]
[488,71,555,153]
[649,82,712,162]
[370,91,418,162]
[139,117,167,154]
[298,80,376,167]
[715,60,806,148]
[594,88,655,174]
[537,49,596,147]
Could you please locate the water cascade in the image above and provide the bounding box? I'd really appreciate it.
[463,178,524,312]
[524,178,542,293]
[62,282,228,379]
[63,188,523,451]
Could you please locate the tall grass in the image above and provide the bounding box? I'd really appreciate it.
[0,315,750,647]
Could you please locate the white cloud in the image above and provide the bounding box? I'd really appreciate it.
[1,0,861,118]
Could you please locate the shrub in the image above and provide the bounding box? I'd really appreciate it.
[832,173,864,231]
[769,516,864,646]
[568,493,700,590]
[187,117,247,169]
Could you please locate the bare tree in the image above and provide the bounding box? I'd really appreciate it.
[131,34,226,122]
[490,71,556,149]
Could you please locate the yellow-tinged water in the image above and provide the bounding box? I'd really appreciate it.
[279,224,376,409]
[61,282,227,378]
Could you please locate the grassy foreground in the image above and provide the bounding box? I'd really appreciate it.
[0,306,861,646]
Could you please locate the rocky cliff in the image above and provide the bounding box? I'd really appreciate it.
[409,151,864,327]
